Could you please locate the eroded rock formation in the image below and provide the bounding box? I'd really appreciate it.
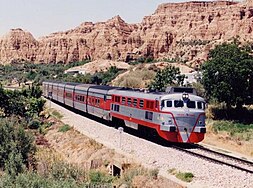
[1,1,253,66]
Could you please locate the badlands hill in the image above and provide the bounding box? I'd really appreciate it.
[1,1,253,66]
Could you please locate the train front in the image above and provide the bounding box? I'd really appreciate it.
[158,93,206,143]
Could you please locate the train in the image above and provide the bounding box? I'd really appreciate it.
[42,81,206,143]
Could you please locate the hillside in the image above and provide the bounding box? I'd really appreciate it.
[1,1,253,66]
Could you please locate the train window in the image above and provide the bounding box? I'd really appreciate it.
[145,111,153,120]
[187,101,196,108]
[114,104,120,112]
[122,97,126,105]
[127,98,132,106]
[111,104,114,110]
[97,99,100,106]
[197,101,202,109]
[66,92,72,98]
[174,100,183,108]
[133,99,137,107]
[139,99,144,108]
[166,101,172,107]
[115,96,120,103]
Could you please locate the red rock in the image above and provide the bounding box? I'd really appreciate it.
[0,1,253,66]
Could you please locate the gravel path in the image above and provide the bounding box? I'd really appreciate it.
[48,100,253,188]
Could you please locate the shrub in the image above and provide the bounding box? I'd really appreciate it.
[28,119,41,129]
[50,161,86,182]
[51,110,63,119]
[0,118,35,175]
[168,168,194,182]
[89,170,114,185]
[176,172,194,182]
[58,124,71,132]
[211,120,253,140]
[0,171,86,188]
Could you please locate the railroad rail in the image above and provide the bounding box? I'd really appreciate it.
[172,144,253,174]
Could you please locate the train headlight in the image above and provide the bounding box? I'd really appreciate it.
[182,93,189,102]
[199,120,202,125]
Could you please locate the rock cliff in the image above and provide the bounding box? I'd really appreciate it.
[1,1,253,66]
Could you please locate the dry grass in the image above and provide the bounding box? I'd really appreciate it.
[204,120,253,157]
[113,67,155,88]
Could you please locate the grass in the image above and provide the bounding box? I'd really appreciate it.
[210,120,253,141]
[116,167,159,187]
[51,110,63,119]
[58,124,71,132]
[168,168,194,182]
[176,172,194,182]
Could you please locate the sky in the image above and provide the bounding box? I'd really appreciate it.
[0,0,203,38]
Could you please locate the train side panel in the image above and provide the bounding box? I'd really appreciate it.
[74,85,90,113]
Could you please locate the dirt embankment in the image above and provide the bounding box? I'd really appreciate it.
[36,116,183,188]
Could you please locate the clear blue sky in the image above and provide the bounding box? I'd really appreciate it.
[0,0,200,38]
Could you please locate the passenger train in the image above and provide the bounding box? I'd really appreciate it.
[42,81,206,143]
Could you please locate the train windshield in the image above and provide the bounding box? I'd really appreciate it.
[162,99,205,109]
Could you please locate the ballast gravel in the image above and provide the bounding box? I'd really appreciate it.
[48,100,253,188]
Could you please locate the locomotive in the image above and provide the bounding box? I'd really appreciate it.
[42,81,206,143]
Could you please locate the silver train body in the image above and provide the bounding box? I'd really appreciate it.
[43,81,206,143]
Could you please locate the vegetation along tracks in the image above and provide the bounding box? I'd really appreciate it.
[172,144,253,174]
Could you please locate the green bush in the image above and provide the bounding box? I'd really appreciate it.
[58,124,71,132]
[211,120,253,140]
[50,161,86,182]
[28,119,41,129]
[0,118,35,176]
[176,172,194,182]
[51,110,63,119]
[89,170,114,185]
[0,172,85,188]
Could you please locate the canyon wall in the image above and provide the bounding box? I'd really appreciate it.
[1,1,253,66]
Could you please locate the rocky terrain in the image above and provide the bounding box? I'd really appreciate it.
[1,1,253,67]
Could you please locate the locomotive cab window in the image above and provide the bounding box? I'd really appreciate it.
[161,100,172,108]
[197,101,202,109]
[197,101,206,110]
[166,100,172,107]
[174,100,183,108]
[187,101,196,108]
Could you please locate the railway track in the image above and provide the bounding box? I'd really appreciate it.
[172,144,253,174]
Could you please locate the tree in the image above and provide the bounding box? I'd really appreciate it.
[0,118,35,175]
[149,65,185,91]
[202,42,253,108]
